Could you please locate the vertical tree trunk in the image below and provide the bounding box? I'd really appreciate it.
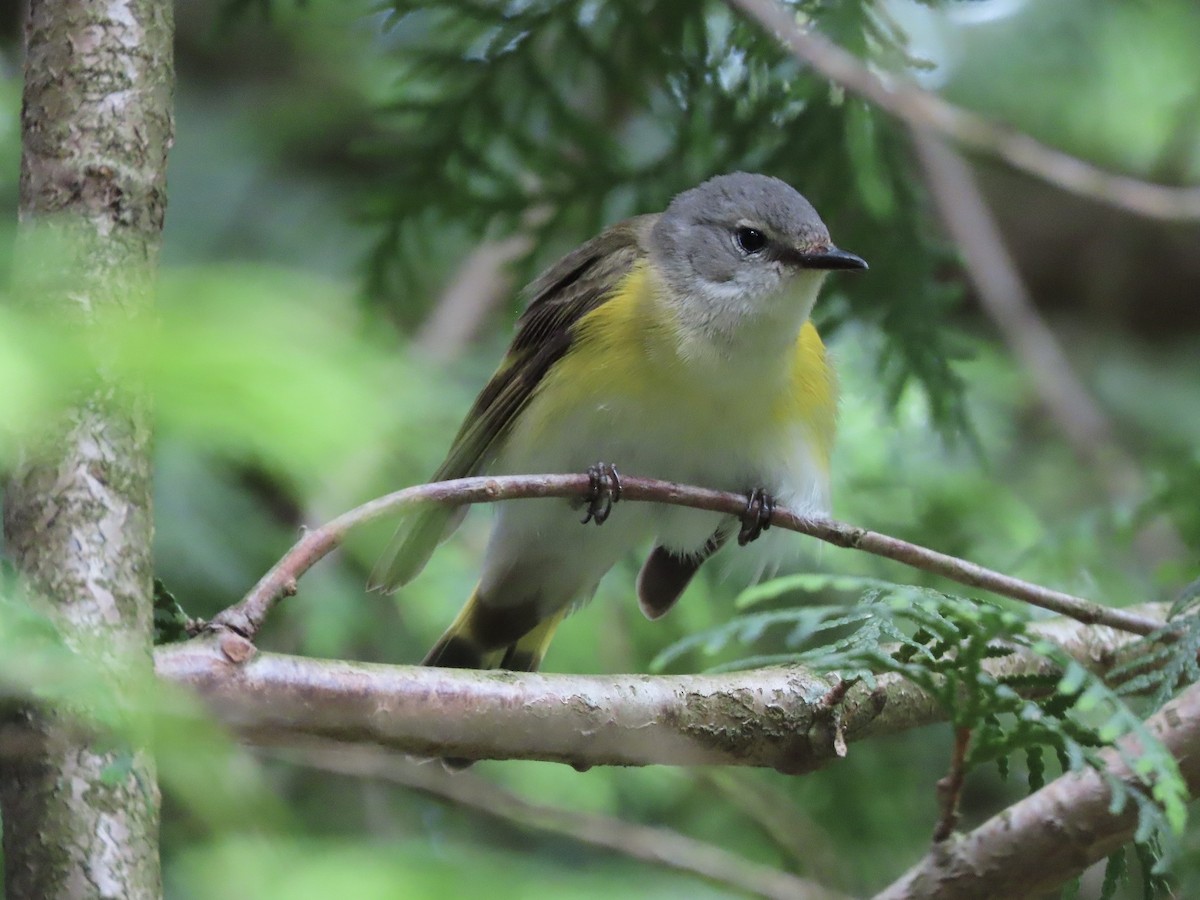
[2,0,173,897]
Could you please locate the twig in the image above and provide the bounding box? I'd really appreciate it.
[875,676,1200,899]
[269,742,851,900]
[931,726,971,843]
[726,0,1200,221]
[157,609,1156,769]
[206,474,1166,643]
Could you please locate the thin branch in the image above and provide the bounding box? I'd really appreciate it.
[271,742,851,900]
[207,474,1166,643]
[726,0,1200,221]
[931,726,971,843]
[875,676,1200,899]
[157,609,1155,769]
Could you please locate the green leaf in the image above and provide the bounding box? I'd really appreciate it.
[153,579,192,645]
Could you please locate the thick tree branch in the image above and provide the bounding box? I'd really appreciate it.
[727,0,1200,221]
[158,611,1152,769]
[207,474,1165,644]
[876,677,1200,899]
[3,0,172,896]
[274,743,850,900]
[159,639,891,771]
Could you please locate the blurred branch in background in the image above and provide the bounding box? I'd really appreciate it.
[415,205,551,361]
[913,134,1121,469]
[698,769,843,880]
[272,742,849,900]
[157,609,1151,768]
[911,131,1186,563]
[207,474,1167,644]
[414,233,532,361]
[877,676,1200,900]
[727,0,1200,221]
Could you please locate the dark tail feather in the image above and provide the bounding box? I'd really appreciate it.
[422,588,564,673]
[422,630,489,669]
[636,531,728,620]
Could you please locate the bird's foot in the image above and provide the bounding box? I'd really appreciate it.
[581,462,622,525]
[738,488,775,546]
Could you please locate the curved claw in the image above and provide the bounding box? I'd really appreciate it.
[738,488,775,546]
[581,462,622,525]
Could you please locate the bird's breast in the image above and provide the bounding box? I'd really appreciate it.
[504,261,834,487]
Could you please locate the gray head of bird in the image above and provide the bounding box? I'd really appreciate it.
[648,172,866,342]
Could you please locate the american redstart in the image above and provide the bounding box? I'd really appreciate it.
[371,172,867,673]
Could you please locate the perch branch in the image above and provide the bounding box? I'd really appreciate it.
[726,0,1200,221]
[207,474,1166,643]
[158,610,1154,769]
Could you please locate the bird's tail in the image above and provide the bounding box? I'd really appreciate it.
[368,504,466,594]
[422,586,564,674]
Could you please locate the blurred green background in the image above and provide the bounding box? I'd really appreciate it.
[2,0,1199,896]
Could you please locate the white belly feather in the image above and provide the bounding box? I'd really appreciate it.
[481,344,831,614]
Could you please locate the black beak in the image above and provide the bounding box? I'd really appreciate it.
[794,246,868,271]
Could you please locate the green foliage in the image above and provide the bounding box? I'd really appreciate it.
[658,577,1189,875]
[1139,454,1200,562]
[1135,840,1175,899]
[1103,848,1128,900]
[153,579,193,645]
[1102,581,1200,735]
[946,0,1200,178]
[168,833,721,899]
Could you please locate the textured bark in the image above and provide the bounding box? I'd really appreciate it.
[1,0,173,897]
[154,613,1143,769]
[876,677,1200,899]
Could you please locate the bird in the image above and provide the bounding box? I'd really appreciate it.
[370,172,867,674]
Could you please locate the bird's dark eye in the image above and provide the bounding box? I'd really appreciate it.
[734,227,767,255]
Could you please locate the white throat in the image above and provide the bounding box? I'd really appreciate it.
[668,270,827,366]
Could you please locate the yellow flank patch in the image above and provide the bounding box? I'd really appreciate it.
[522,262,837,465]
[788,320,837,468]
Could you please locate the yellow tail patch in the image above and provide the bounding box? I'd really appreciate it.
[422,588,564,673]
[499,608,566,673]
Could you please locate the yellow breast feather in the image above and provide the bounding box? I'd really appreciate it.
[516,262,836,467]
[783,320,837,470]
